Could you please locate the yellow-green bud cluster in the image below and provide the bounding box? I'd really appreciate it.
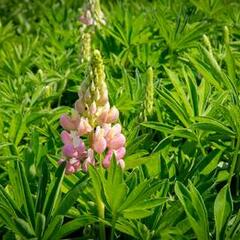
[75,50,109,126]
[143,67,154,120]
[80,33,91,63]
[89,0,106,26]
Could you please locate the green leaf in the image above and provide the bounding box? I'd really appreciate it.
[43,163,65,221]
[35,213,46,238]
[9,113,26,146]
[102,159,128,214]
[125,152,160,169]
[0,185,23,218]
[89,165,102,200]
[192,116,235,136]
[42,215,63,240]
[56,216,97,239]
[123,209,153,219]
[54,176,88,216]
[16,161,35,228]
[175,181,209,240]
[13,217,36,239]
[214,184,233,240]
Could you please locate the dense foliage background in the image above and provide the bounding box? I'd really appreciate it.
[1,0,240,239]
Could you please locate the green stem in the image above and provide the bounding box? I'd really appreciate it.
[110,214,116,240]
[228,137,240,187]
[96,197,105,240]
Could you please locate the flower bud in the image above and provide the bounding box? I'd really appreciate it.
[75,98,85,113]
[90,101,97,114]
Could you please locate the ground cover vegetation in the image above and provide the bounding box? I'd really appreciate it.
[0,0,240,239]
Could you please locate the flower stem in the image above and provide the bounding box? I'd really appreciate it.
[110,215,116,240]
[96,197,105,240]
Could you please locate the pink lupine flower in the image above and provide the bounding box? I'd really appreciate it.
[69,158,81,169]
[61,131,72,144]
[97,88,108,105]
[60,114,76,131]
[90,101,97,114]
[63,144,78,158]
[104,123,125,149]
[66,158,81,174]
[93,127,107,154]
[114,147,126,160]
[75,98,85,113]
[80,10,94,26]
[102,147,126,169]
[58,49,126,174]
[78,117,92,136]
[105,124,122,140]
[82,148,95,172]
[108,134,126,150]
[102,149,113,169]
[106,106,119,123]
[66,164,75,174]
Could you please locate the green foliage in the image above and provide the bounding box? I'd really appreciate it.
[0,0,240,239]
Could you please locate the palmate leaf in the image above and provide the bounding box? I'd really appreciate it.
[125,151,160,169]
[101,159,128,215]
[175,181,209,240]
[165,67,193,117]
[8,113,27,146]
[192,116,235,137]
[157,88,190,127]
[142,121,197,141]
[119,179,166,213]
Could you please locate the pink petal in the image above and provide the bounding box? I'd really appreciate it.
[63,144,78,158]
[114,147,126,160]
[106,106,119,123]
[102,150,113,169]
[108,134,126,150]
[60,114,76,131]
[66,163,76,174]
[93,137,107,154]
[61,131,72,144]
[78,118,92,136]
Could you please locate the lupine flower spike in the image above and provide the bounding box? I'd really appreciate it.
[143,67,154,121]
[79,0,106,29]
[59,50,126,174]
